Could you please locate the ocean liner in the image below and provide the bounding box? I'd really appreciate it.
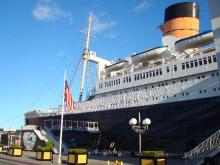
[24,2,220,153]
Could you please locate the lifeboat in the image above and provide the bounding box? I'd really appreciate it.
[175,30,214,52]
[131,46,168,65]
[105,60,128,73]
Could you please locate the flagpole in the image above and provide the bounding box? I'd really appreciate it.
[58,69,66,164]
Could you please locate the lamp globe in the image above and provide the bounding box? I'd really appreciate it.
[142,118,151,126]
[129,118,137,126]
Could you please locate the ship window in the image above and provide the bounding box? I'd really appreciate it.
[186,93,189,95]
[198,76,200,79]
[199,90,202,93]
[183,93,185,96]
[134,75,137,81]
[152,85,154,88]
[202,75,205,78]
[129,76,131,82]
[182,63,185,70]
[137,74,140,80]
[174,95,176,97]
[181,79,183,82]
[174,65,177,71]
[156,70,159,76]
[204,89,206,93]
[185,79,187,81]
[126,77,129,83]
[162,83,164,86]
[173,81,175,84]
[208,56,212,63]
[212,73,215,77]
[186,62,189,69]
[153,70,155,77]
[199,59,203,66]
[213,88,216,91]
[158,84,161,87]
[190,61,194,67]
[123,78,126,83]
[217,72,219,76]
[194,60,198,67]
[213,55,216,62]
[149,72,152,77]
[166,82,168,85]
[143,73,145,79]
[203,57,207,65]
[159,69,162,75]
[218,87,220,90]
[140,73,142,79]
[146,72,149,78]
[119,79,121,84]
[166,67,170,73]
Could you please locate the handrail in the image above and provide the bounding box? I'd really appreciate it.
[184,129,220,165]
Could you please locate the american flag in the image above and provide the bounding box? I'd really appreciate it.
[64,80,75,111]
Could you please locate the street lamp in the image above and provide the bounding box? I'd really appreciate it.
[129,112,151,156]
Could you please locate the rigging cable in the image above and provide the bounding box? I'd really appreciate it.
[69,54,83,90]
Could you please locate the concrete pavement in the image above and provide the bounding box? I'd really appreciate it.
[0,151,138,165]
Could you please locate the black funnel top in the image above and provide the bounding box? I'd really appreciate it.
[164,2,199,23]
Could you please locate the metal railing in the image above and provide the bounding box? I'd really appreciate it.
[44,119,99,133]
[184,129,220,165]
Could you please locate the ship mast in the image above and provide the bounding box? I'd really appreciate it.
[79,15,92,102]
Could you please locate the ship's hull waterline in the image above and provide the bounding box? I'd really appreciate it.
[26,96,220,153]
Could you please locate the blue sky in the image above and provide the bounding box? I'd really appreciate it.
[0,0,211,129]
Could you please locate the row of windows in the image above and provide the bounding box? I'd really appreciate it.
[100,70,218,90]
[134,69,162,81]
[182,55,216,70]
[124,76,131,83]
[103,79,121,88]
[112,72,218,95]
[99,55,217,89]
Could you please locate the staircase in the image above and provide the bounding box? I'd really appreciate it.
[22,125,69,154]
[43,126,69,154]
[184,129,220,165]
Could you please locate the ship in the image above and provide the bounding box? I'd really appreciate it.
[24,2,220,153]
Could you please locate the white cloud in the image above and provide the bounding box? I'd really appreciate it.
[32,0,72,22]
[106,33,117,39]
[133,0,151,12]
[91,12,116,34]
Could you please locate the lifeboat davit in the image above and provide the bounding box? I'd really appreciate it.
[131,46,168,65]
[105,60,128,73]
[175,30,214,52]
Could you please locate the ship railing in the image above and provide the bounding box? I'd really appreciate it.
[27,76,205,116]
[44,119,99,133]
[184,129,220,165]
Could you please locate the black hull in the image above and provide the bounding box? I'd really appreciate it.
[26,96,220,153]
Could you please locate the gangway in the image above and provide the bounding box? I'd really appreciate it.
[184,128,220,165]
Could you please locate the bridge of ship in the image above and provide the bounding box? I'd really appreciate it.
[44,119,99,133]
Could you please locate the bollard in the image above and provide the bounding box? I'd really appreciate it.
[107,160,110,165]
[114,160,118,165]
